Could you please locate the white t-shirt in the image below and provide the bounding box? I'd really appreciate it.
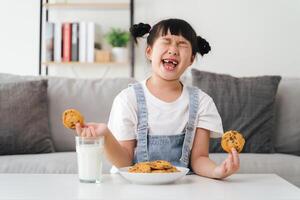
[108,80,223,140]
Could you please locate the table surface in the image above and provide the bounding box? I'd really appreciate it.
[0,173,299,200]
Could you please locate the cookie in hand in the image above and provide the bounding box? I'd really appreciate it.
[62,109,84,129]
[221,130,245,153]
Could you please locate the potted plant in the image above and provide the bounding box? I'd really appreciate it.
[105,28,130,63]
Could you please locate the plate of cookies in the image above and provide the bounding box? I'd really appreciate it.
[118,160,189,185]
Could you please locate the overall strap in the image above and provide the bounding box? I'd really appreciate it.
[180,86,200,166]
[132,83,149,162]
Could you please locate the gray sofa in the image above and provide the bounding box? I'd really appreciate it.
[0,75,299,188]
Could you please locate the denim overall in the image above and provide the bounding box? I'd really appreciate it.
[132,83,199,168]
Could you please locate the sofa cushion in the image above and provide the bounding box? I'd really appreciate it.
[47,77,136,152]
[0,73,42,83]
[210,153,300,188]
[0,152,112,174]
[0,152,76,173]
[274,78,300,155]
[191,69,281,153]
[0,80,54,155]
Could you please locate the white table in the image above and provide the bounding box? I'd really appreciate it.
[0,173,299,200]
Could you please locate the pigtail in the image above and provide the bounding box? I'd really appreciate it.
[129,23,151,43]
[197,36,211,56]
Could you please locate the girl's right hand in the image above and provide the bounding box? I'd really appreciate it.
[75,122,108,138]
[212,148,240,179]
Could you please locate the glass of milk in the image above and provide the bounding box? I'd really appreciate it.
[75,136,104,183]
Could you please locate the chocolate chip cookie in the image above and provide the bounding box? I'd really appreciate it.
[62,109,84,129]
[221,130,245,153]
[128,160,179,173]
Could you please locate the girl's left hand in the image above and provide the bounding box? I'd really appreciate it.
[212,148,240,179]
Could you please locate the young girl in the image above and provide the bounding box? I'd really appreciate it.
[76,18,240,179]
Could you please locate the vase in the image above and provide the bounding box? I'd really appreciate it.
[111,47,128,63]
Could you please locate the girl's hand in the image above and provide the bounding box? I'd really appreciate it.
[213,148,240,179]
[75,122,108,138]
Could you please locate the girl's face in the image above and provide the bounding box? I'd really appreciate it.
[146,31,194,81]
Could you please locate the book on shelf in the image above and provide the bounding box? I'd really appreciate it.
[54,22,62,62]
[44,21,97,64]
[71,23,79,61]
[79,22,87,63]
[87,22,95,63]
[45,22,54,62]
[62,23,72,62]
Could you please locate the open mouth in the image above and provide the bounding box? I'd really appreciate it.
[162,59,178,71]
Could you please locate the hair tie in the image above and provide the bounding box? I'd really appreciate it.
[197,36,211,56]
[130,23,151,43]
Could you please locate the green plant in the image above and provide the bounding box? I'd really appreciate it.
[105,28,130,47]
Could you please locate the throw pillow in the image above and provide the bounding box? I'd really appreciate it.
[47,77,136,152]
[191,69,281,153]
[0,80,54,155]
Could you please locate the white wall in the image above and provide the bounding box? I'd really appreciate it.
[0,0,299,79]
[0,1,40,75]
[134,0,300,79]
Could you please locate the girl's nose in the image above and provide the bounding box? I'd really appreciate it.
[168,50,177,56]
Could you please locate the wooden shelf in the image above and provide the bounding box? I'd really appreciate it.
[43,3,129,10]
[42,62,129,66]
[39,0,135,77]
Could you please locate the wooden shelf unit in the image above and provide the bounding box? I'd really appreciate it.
[43,3,129,10]
[39,0,135,77]
[42,61,129,66]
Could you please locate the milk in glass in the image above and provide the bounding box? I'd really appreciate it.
[76,136,104,183]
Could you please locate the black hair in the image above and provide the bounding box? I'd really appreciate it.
[129,18,211,56]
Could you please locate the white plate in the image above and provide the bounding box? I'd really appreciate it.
[118,166,189,185]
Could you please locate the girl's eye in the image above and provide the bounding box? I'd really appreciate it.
[178,42,189,48]
[179,44,188,48]
[161,40,170,44]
